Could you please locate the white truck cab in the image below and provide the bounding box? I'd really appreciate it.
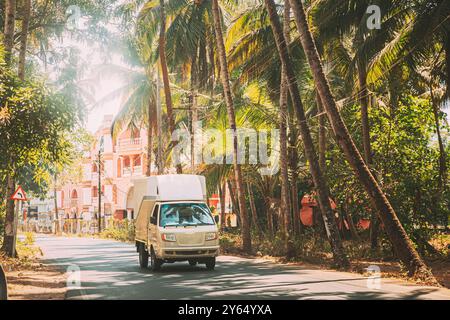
[133,175,219,271]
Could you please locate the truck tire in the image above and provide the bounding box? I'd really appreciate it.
[205,257,216,271]
[138,243,149,269]
[149,248,162,272]
[188,260,197,266]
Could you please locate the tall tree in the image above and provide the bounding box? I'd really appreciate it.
[264,0,349,269]
[211,0,251,253]
[279,0,294,257]
[18,0,31,80]
[159,0,182,174]
[2,0,17,257]
[3,0,16,65]
[288,0,436,281]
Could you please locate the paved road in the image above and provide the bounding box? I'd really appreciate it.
[35,234,450,300]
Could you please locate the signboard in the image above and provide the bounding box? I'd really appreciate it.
[10,186,27,201]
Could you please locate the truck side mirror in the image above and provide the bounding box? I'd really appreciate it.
[214,215,219,224]
[150,217,156,225]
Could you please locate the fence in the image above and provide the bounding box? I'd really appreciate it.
[19,217,130,236]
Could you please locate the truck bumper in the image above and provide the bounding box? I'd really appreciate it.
[157,246,220,259]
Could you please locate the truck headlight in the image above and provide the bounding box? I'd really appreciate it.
[162,233,176,242]
[205,232,218,241]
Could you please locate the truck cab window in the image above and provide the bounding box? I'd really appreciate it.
[150,204,159,225]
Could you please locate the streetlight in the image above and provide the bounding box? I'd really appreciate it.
[97,136,104,233]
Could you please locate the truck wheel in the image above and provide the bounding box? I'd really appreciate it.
[188,260,197,266]
[205,257,216,270]
[149,249,162,272]
[138,244,149,269]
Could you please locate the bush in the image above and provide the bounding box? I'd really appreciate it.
[100,220,135,242]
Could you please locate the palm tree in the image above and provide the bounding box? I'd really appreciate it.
[158,0,182,174]
[288,0,436,281]
[211,0,252,253]
[279,0,294,257]
[264,0,349,269]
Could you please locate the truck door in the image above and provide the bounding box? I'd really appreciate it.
[149,204,159,248]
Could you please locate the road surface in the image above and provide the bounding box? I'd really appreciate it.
[35,234,450,300]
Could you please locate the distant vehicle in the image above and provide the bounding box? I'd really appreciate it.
[133,175,219,271]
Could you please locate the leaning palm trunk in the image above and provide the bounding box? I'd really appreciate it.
[289,0,435,281]
[159,0,182,174]
[279,0,294,258]
[212,0,251,253]
[265,0,349,269]
[316,93,326,172]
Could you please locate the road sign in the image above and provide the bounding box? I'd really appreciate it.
[10,186,27,201]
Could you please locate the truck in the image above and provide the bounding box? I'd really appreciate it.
[133,175,220,271]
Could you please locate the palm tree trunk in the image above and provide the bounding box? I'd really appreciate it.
[430,85,447,193]
[18,0,31,80]
[146,113,153,176]
[279,0,294,257]
[265,0,349,269]
[219,181,226,231]
[317,93,326,172]
[289,0,435,280]
[288,113,301,235]
[357,61,379,249]
[3,0,16,65]
[212,0,251,253]
[247,182,261,235]
[159,0,182,174]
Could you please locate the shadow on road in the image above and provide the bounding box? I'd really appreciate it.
[37,236,445,300]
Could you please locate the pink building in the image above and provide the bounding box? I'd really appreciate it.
[56,115,152,221]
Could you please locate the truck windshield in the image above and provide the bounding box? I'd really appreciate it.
[159,203,215,227]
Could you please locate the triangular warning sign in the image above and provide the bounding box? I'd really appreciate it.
[10,186,27,201]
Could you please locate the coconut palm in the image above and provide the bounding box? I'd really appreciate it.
[264,0,350,269]
[288,0,437,281]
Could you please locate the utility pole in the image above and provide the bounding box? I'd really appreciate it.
[97,136,104,233]
[156,67,163,174]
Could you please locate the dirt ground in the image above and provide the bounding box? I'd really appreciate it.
[3,264,67,300]
[0,235,67,300]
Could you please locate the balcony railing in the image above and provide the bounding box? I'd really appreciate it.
[117,138,142,152]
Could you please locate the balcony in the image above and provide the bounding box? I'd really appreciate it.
[116,138,143,153]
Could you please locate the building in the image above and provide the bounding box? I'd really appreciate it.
[55,115,152,222]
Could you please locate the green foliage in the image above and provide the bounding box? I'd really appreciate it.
[100,220,135,242]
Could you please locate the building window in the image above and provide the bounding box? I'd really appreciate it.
[92,163,98,173]
[92,186,98,198]
[113,185,117,204]
[123,156,130,168]
[117,158,122,177]
[133,155,141,167]
[71,189,78,199]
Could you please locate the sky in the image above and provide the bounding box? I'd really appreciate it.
[55,10,129,134]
